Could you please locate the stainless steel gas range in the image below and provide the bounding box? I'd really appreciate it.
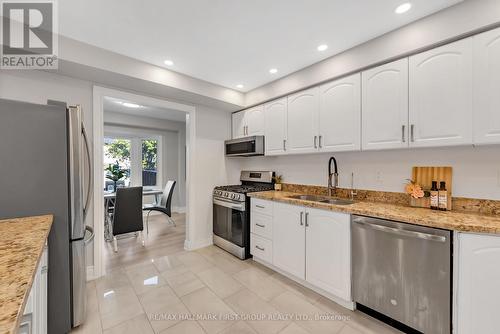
[213,171,274,259]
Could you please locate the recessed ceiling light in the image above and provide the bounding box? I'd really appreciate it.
[122,102,142,108]
[395,2,412,14]
[236,84,244,89]
[164,59,174,66]
[317,44,328,52]
[269,68,278,74]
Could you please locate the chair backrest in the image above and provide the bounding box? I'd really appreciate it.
[113,186,143,236]
[160,180,176,216]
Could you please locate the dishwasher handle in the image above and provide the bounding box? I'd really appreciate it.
[353,218,447,243]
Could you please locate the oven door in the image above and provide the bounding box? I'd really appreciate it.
[213,198,247,247]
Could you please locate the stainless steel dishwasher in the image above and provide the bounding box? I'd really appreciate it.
[352,215,451,334]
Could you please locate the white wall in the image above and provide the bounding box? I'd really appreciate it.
[186,105,241,249]
[235,146,500,200]
[103,111,187,209]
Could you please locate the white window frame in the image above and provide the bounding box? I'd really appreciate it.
[104,127,163,190]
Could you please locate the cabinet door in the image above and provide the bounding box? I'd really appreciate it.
[287,87,320,154]
[273,202,306,279]
[319,73,361,152]
[264,98,287,155]
[409,39,473,147]
[305,208,351,300]
[246,105,265,136]
[473,27,500,145]
[457,233,500,334]
[362,59,409,150]
[232,111,246,139]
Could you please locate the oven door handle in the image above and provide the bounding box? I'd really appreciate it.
[213,198,245,211]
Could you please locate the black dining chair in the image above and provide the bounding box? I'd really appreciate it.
[112,186,145,252]
[143,180,176,234]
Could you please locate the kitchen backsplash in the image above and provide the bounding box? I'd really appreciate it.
[280,183,500,216]
[234,145,500,201]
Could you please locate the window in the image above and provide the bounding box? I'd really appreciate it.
[103,134,161,190]
[142,139,158,187]
[103,137,131,190]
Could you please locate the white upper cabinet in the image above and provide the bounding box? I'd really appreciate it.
[456,233,500,334]
[287,87,320,154]
[362,59,409,150]
[473,27,500,145]
[231,106,265,139]
[409,39,473,147]
[246,105,265,136]
[319,73,361,152]
[305,208,351,301]
[232,111,246,139]
[273,202,306,279]
[264,98,288,155]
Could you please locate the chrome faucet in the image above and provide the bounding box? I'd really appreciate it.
[328,156,338,197]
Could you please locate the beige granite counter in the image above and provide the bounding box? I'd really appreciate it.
[249,191,500,234]
[0,215,53,334]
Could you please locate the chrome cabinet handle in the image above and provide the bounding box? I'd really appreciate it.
[410,124,415,142]
[402,125,406,143]
[255,223,266,228]
[255,245,265,251]
[283,139,286,151]
[255,205,265,209]
[318,135,322,148]
[300,212,304,226]
[314,136,318,149]
[305,212,309,227]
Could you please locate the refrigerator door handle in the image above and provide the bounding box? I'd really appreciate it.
[82,124,92,219]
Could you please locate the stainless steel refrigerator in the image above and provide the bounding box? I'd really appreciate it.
[0,98,93,333]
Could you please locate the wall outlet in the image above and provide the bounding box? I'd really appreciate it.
[376,171,383,184]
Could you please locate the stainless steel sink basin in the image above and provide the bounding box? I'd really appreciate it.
[286,194,355,205]
[318,199,355,205]
[287,194,324,201]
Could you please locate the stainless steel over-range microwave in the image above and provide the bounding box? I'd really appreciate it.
[225,136,264,157]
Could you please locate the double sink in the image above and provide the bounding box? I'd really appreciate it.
[286,194,355,206]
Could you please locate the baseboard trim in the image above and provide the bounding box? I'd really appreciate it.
[173,206,186,213]
[253,257,355,311]
[184,237,212,251]
[86,265,96,281]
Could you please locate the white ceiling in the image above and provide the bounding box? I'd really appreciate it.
[59,0,462,92]
[103,97,187,122]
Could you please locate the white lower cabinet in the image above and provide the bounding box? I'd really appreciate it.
[272,202,306,279]
[305,207,351,301]
[21,244,48,334]
[250,199,352,304]
[455,232,500,334]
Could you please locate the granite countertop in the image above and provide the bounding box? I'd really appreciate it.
[249,191,500,234]
[0,215,53,334]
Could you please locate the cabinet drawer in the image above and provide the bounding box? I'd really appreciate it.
[250,234,273,263]
[251,212,273,239]
[251,198,273,216]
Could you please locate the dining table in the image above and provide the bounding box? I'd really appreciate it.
[103,188,163,242]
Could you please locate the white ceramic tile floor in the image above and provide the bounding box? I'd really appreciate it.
[72,245,403,334]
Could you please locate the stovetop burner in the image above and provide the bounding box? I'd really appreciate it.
[214,184,274,194]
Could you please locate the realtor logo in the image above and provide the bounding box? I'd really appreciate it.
[1,0,58,69]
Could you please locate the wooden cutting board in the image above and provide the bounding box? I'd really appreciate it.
[411,166,452,210]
